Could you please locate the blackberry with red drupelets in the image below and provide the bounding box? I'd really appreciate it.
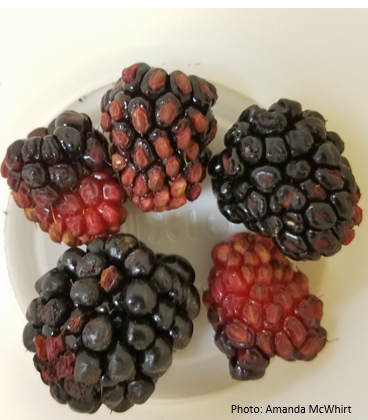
[209,99,362,261]
[101,62,218,212]
[203,233,327,381]
[23,234,200,413]
[1,111,127,246]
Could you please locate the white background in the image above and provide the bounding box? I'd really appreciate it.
[1,8,368,420]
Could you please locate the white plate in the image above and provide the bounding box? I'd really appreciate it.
[1,9,368,420]
[4,81,331,399]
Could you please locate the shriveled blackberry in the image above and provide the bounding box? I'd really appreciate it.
[101,63,218,212]
[209,99,362,260]
[1,111,127,246]
[203,233,327,381]
[23,233,200,413]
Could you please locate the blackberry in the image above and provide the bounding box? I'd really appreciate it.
[203,233,327,381]
[1,111,127,246]
[101,63,218,212]
[209,99,362,260]
[23,233,200,413]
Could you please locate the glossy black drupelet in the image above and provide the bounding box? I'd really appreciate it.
[209,99,362,260]
[23,234,200,414]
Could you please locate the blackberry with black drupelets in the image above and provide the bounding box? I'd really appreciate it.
[23,234,200,413]
[1,111,127,246]
[101,62,218,212]
[209,99,362,260]
[203,232,327,381]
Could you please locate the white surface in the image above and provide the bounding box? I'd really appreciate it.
[0,8,368,420]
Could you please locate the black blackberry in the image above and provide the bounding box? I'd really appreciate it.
[1,111,127,246]
[209,99,363,260]
[101,62,218,212]
[23,233,200,414]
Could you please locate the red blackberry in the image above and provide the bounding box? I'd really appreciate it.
[209,99,362,260]
[1,111,127,246]
[24,233,200,413]
[101,62,217,212]
[203,232,327,381]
